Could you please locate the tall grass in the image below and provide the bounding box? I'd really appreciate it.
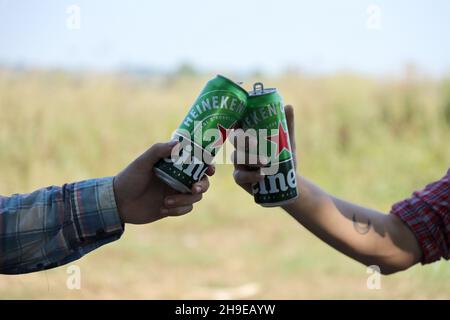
[0,69,448,299]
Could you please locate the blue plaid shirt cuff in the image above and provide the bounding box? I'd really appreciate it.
[0,177,124,274]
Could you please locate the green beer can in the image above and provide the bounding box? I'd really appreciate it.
[154,75,248,193]
[242,82,298,207]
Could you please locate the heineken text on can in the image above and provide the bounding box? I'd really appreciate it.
[242,82,298,207]
[154,75,248,193]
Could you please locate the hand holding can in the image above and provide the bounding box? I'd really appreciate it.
[154,75,248,193]
[239,82,298,207]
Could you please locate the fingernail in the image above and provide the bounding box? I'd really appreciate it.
[195,186,202,193]
[168,140,178,147]
[166,198,175,205]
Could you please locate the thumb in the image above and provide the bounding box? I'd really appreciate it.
[137,140,179,170]
[284,105,297,167]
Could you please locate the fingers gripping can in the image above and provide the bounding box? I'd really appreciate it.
[154,75,248,193]
[242,82,298,207]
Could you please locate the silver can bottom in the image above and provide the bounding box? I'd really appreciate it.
[154,167,192,194]
[258,193,299,207]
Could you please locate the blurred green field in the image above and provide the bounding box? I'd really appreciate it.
[0,68,449,299]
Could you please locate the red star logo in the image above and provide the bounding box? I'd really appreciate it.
[266,122,291,157]
[212,123,232,148]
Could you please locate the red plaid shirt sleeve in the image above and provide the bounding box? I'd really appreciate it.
[390,169,450,264]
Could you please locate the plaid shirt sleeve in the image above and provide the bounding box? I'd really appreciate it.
[390,169,450,264]
[0,177,124,274]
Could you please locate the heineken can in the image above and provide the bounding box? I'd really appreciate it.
[154,75,248,193]
[241,82,298,207]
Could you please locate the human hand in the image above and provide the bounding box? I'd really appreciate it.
[232,105,296,194]
[113,140,214,224]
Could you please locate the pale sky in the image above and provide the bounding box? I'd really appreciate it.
[0,0,449,75]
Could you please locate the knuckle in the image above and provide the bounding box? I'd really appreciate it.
[148,143,163,156]
[202,181,210,191]
[151,142,163,150]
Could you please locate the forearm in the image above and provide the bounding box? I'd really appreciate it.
[282,176,421,274]
[0,177,124,274]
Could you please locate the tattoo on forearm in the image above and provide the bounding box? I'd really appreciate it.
[352,214,372,234]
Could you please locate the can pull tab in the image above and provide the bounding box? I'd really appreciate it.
[253,82,264,94]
